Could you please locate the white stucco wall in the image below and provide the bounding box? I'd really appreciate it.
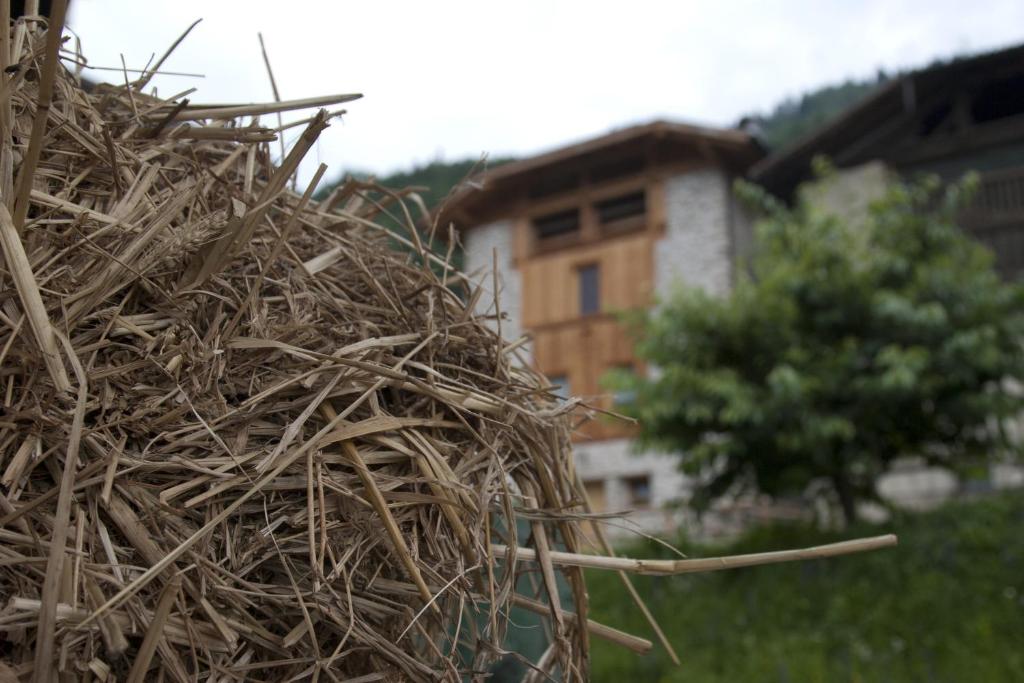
[657,169,734,297]
[462,219,523,343]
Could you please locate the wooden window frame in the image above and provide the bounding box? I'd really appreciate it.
[596,189,647,238]
[523,176,653,257]
[531,207,582,252]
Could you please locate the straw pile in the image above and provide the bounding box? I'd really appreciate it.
[0,8,606,682]
[0,7,899,682]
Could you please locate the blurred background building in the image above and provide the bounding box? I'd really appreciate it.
[444,43,1024,535]
[754,42,1024,279]
[443,122,762,534]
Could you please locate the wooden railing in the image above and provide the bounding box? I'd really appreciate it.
[959,166,1024,279]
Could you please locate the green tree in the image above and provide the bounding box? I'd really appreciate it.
[610,175,1024,523]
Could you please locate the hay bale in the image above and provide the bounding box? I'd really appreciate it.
[0,9,603,681]
[0,9,900,681]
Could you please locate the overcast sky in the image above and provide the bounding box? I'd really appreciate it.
[69,1,1024,186]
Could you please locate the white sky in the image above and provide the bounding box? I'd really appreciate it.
[69,1,1024,187]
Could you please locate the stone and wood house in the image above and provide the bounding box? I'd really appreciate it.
[440,121,763,534]
[440,43,1024,534]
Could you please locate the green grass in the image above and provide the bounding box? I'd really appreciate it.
[586,493,1024,682]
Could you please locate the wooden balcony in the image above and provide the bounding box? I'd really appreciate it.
[958,166,1024,279]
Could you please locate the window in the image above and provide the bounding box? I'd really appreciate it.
[625,475,652,508]
[548,374,570,400]
[533,208,580,242]
[595,191,646,232]
[578,263,600,316]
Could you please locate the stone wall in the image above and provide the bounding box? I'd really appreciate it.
[657,169,734,297]
[462,219,522,343]
[802,160,891,226]
[574,438,690,537]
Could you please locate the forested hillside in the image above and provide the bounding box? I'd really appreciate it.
[315,73,888,210]
[315,156,515,218]
[748,72,888,149]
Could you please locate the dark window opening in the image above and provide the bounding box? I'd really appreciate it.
[971,74,1024,124]
[533,208,580,241]
[625,475,652,508]
[596,191,646,228]
[578,263,600,315]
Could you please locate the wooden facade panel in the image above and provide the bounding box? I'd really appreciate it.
[516,171,668,442]
[579,320,639,441]
[533,326,585,387]
[601,235,654,314]
[648,178,667,234]
[511,216,530,265]
[520,232,654,328]
[587,318,636,370]
[532,322,632,395]
[520,259,572,329]
[533,319,639,441]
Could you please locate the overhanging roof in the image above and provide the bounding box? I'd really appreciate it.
[750,42,1024,198]
[437,119,763,227]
